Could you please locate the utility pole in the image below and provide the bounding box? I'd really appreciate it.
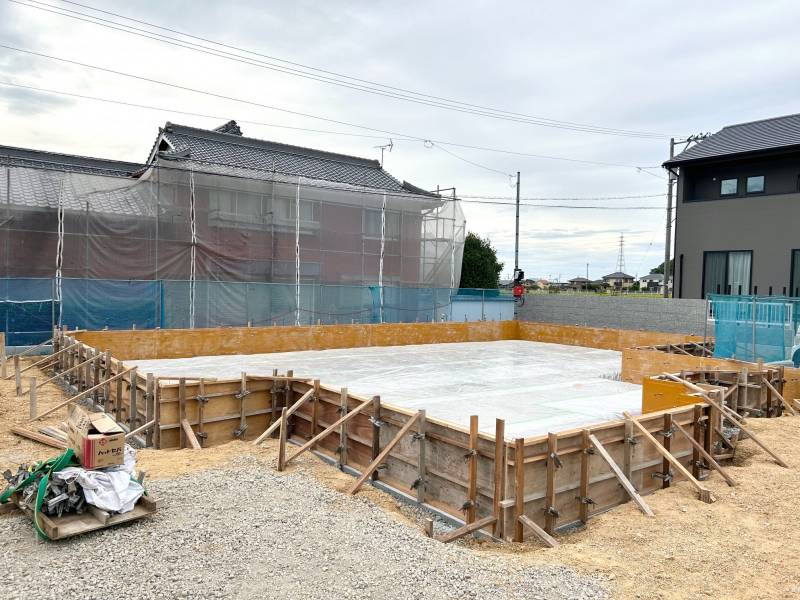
[514,171,520,277]
[663,138,675,298]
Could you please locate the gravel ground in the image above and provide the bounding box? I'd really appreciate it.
[0,456,608,600]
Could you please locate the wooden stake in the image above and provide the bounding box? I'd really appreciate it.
[513,438,525,542]
[518,515,559,548]
[277,407,288,472]
[466,415,479,524]
[14,355,21,396]
[129,367,138,429]
[763,378,797,416]
[545,432,558,535]
[579,429,590,524]
[588,433,655,517]
[623,412,714,503]
[691,404,702,479]
[416,409,427,504]
[145,373,155,447]
[661,413,673,489]
[348,411,421,495]
[423,518,434,538]
[370,395,382,482]
[311,379,320,447]
[623,419,634,482]
[198,378,207,447]
[437,515,497,544]
[338,387,348,469]
[29,367,134,421]
[10,342,79,379]
[253,389,314,445]
[178,377,187,449]
[673,421,736,487]
[492,419,505,538]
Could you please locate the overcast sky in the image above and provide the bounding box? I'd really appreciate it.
[2,1,799,281]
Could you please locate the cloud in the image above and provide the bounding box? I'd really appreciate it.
[0,85,74,115]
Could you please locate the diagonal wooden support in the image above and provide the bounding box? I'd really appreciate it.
[762,378,797,416]
[181,419,202,450]
[588,433,655,517]
[672,421,736,487]
[348,411,421,495]
[663,373,745,424]
[518,514,560,548]
[436,515,496,544]
[623,412,714,503]
[285,398,373,465]
[6,342,80,380]
[30,367,134,421]
[253,389,314,445]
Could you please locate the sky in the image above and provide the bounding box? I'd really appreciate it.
[2,0,800,282]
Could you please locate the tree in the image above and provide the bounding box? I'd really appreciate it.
[650,259,674,275]
[459,232,504,289]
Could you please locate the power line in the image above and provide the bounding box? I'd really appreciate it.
[0,79,667,176]
[460,192,665,201]
[428,143,513,178]
[10,0,671,139]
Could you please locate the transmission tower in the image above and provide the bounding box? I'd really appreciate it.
[616,233,626,273]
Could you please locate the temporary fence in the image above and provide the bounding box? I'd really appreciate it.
[709,294,800,363]
[0,277,513,346]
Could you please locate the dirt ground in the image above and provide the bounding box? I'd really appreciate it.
[2,356,799,599]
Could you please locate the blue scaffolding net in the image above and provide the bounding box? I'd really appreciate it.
[1,277,514,347]
[710,294,800,363]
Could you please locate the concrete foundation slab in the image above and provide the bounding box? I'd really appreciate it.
[131,340,642,439]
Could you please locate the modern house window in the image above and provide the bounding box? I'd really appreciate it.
[703,250,752,296]
[791,249,800,297]
[720,178,738,196]
[746,175,765,194]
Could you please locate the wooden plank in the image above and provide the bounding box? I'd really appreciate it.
[129,367,138,429]
[518,514,560,548]
[7,342,78,379]
[125,419,156,440]
[145,373,155,447]
[691,404,702,479]
[286,398,373,464]
[623,412,714,503]
[436,515,496,544]
[661,413,673,489]
[466,415,478,524]
[178,377,187,449]
[763,378,797,415]
[623,419,633,482]
[545,432,558,535]
[370,395,382,482]
[181,418,202,450]
[493,419,505,538]
[673,421,736,487]
[579,429,590,523]
[348,411,421,495]
[513,438,524,542]
[11,426,67,449]
[253,389,315,444]
[588,433,655,517]
[30,367,134,421]
[311,379,320,446]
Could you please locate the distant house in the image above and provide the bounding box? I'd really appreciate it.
[536,278,551,289]
[567,276,591,290]
[639,273,664,293]
[602,271,635,290]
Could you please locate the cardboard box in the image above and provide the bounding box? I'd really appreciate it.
[68,407,125,469]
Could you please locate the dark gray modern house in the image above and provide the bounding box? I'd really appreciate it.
[664,113,800,299]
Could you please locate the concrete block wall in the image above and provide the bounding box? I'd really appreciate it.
[517,294,712,336]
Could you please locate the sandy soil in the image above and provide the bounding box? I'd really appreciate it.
[2,357,799,599]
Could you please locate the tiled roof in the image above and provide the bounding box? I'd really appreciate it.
[0,144,144,177]
[155,121,417,193]
[602,272,634,279]
[664,113,800,166]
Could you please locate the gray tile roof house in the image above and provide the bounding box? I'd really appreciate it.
[663,113,800,167]
[0,144,144,176]
[602,272,634,280]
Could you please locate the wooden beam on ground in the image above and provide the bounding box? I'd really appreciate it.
[672,421,736,487]
[518,515,560,548]
[466,415,479,524]
[493,419,505,538]
[348,411,421,495]
[763,378,797,416]
[623,412,714,503]
[253,389,314,445]
[588,432,655,516]
[29,367,134,422]
[513,438,525,542]
[285,398,373,464]
[11,426,66,449]
[701,396,789,468]
[181,419,202,450]
[436,515,497,544]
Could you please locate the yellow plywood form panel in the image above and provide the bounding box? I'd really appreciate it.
[517,322,700,352]
[641,377,698,413]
